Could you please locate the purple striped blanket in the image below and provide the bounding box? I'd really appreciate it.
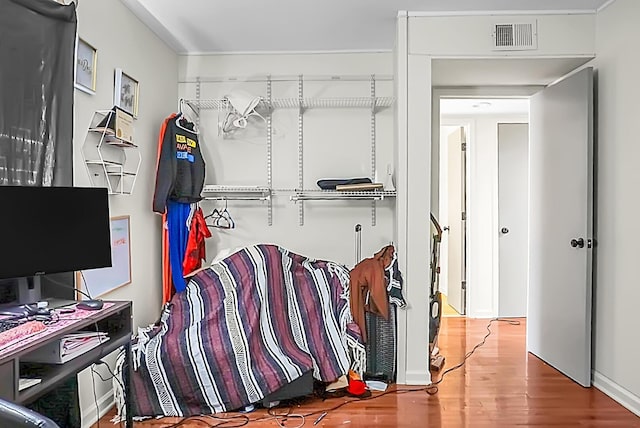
[116,244,365,418]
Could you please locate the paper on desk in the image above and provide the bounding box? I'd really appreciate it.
[19,378,42,391]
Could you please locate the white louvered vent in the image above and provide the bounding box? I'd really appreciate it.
[492,21,537,51]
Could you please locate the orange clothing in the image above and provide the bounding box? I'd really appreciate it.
[349,245,395,342]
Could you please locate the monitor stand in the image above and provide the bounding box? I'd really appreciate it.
[0,276,41,317]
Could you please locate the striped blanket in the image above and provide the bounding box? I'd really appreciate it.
[117,244,365,418]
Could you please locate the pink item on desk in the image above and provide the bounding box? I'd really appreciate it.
[0,302,114,358]
[0,321,46,349]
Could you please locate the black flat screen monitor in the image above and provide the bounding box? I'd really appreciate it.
[0,186,112,280]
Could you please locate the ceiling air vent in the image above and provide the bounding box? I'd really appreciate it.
[492,21,537,51]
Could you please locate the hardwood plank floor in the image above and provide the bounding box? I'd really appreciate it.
[94,317,640,427]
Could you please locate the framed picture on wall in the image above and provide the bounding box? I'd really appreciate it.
[74,37,97,95]
[114,68,139,118]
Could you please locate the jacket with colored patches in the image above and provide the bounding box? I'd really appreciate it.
[153,114,205,214]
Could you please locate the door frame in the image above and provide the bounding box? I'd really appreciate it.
[397,51,593,385]
[438,109,530,318]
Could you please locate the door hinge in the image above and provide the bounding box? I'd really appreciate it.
[461,281,467,290]
[461,142,467,151]
[461,211,466,221]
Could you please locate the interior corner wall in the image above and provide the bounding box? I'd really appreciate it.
[591,0,640,415]
[73,1,178,426]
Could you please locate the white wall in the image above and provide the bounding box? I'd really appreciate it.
[177,53,395,268]
[441,114,528,318]
[409,13,596,56]
[591,0,640,415]
[74,1,178,426]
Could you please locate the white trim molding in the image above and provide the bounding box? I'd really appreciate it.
[597,0,618,13]
[405,370,430,386]
[81,389,114,428]
[408,10,597,17]
[593,371,640,417]
[181,49,393,56]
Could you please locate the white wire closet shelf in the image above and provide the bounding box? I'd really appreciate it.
[184,97,395,112]
[202,185,271,201]
[290,189,397,202]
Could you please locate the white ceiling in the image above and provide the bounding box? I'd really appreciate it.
[440,98,530,116]
[121,0,609,53]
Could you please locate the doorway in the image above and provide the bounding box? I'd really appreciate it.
[438,98,530,319]
[429,62,594,388]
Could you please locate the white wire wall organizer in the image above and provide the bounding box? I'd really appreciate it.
[181,74,396,226]
[82,110,141,195]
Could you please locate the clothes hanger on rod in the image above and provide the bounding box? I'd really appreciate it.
[216,199,235,229]
[176,99,200,134]
[205,199,235,230]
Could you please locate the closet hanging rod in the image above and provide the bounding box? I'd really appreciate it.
[203,196,270,201]
[179,74,393,84]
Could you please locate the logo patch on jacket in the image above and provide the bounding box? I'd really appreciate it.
[177,151,195,162]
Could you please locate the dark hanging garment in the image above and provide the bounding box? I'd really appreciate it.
[153,114,205,214]
[0,0,76,187]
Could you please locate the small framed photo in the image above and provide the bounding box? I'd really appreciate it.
[74,37,97,94]
[114,68,139,118]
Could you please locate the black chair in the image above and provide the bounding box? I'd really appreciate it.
[0,398,60,428]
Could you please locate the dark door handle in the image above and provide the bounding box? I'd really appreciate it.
[501,227,509,234]
[443,226,450,232]
[571,238,585,248]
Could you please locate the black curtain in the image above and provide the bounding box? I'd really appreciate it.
[0,0,76,187]
[0,1,79,427]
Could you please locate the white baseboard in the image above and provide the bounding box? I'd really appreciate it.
[593,370,640,417]
[405,370,430,385]
[468,310,496,319]
[81,388,114,428]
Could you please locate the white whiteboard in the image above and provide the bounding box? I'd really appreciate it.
[78,216,131,298]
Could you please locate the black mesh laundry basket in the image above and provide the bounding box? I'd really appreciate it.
[365,304,397,382]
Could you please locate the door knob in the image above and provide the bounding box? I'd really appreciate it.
[570,238,585,248]
[501,227,509,234]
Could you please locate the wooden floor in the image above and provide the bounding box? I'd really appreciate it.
[95,317,640,427]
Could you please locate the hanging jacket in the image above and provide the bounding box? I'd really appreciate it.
[349,245,395,342]
[183,207,211,275]
[153,114,205,214]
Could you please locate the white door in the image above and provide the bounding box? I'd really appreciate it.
[527,67,593,387]
[447,127,466,315]
[498,123,529,318]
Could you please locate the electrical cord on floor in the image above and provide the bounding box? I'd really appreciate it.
[156,317,520,427]
[424,317,521,395]
[161,414,250,428]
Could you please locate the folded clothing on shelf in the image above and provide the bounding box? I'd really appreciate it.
[317,178,372,190]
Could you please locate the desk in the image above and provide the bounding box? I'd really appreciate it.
[0,301,132,427]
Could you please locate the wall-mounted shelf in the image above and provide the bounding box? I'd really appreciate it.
[202,185,271,201]
[183,74,395,227]
[185,97,395,113]
[82,110,141,196]
[290,190,396,202]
